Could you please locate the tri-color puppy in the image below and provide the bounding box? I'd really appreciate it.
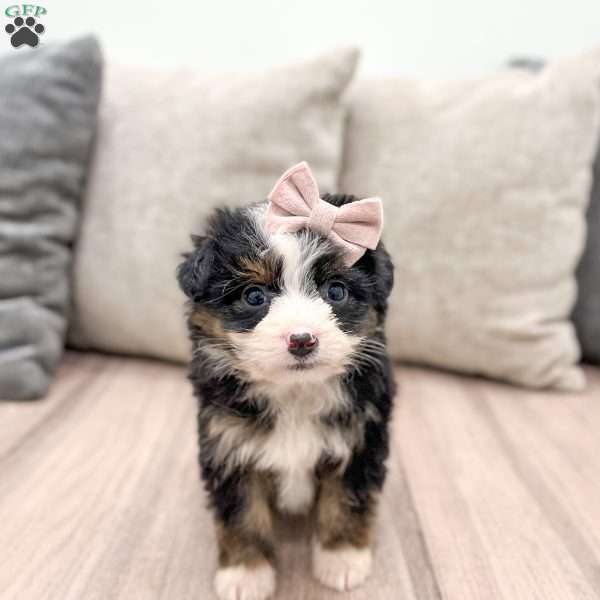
[177,162,395,600]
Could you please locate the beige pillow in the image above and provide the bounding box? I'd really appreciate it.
[69,48,359,362]
[341,49,600,390]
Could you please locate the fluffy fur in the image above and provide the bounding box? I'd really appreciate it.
[177,194,395,599]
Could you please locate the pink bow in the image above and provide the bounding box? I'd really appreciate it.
[265,162,383,266]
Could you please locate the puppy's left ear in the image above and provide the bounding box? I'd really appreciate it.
[177,235,214,302]
[372,243,394,310]
[357,243,394,313]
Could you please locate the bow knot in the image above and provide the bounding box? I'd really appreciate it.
[307,200,339,237]
[265,162,383,266]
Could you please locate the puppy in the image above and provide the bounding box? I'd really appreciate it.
[177,162,395,600]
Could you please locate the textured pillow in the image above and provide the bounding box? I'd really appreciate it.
[341,49,600,390]
[0,37,102,400]
[509,57,600,365]
[69,48,359,362]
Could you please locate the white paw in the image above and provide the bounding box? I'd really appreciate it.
[214,562,276,600]
[312,543,372,591]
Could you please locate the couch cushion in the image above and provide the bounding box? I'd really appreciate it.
[69,48,359,362]
[0,37,102,400]
[341,49,600,390]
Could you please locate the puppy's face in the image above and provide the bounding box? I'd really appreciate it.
[178,201,393,385]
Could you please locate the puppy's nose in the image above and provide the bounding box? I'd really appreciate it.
[287,332,318,358]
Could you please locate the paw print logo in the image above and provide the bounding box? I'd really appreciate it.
[5,16,45,48]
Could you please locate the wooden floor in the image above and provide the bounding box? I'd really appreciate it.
[1,352,600,600]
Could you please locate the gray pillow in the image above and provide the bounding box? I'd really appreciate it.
[573,150,600,363]
[0,36,102,400]
[510,57,600,364]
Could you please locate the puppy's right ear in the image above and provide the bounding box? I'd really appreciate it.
[177,235,214,302]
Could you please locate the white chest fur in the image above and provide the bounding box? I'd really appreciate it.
[238,380,351,514]
[258,408,347,513]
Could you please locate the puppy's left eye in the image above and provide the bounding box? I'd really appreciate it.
[325,281,348,304]
[243,285,267,307]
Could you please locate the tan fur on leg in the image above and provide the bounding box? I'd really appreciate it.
[313,475,377,591]
[214,471,277,600]
[316,475,375,549]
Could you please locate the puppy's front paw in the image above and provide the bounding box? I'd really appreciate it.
[312,543,372,591]
[214,563,276,600]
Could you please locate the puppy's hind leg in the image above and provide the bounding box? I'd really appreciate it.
[213,470,277,600]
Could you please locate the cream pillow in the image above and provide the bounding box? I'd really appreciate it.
[341,49,600,390]
[69,48,358,362]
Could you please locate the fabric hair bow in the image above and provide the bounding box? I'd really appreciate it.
[265,162,383,266]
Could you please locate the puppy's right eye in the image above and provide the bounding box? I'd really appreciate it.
[243,285,267,307]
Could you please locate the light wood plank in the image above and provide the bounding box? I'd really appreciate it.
[0,354,206,600]
[475,371,600,596]
[0,353,106,457]
[397,367,599,600]
[396,369,505,600]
